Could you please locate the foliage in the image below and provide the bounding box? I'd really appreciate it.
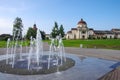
[40,31,46,40]
[51,22,59,38]
[51,22,65,38]
[26,27,37,39]
[59,25,65,38]
[26,27,46,40]
[13,17,23,40]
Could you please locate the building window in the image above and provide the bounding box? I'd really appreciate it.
[82,31,86,34]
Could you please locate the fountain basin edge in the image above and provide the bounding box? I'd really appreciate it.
[0,57,75,75]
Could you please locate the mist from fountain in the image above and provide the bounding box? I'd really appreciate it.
[48,38,57,69]
[19,41,23,60]
[48,36,66,70]
[28,36,34,70]
[58,38,66,65]
[5,28,67,73]
[5,28,23,68]
[6,38,10,64]
[27,29,43,70]
[35,29,43,66]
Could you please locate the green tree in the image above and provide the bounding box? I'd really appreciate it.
[26,27,37,39]
[59,24,65,38]
[13,17,23,40]
[40,31,46,40]
[51,22,59,38]
[26,27,46,40]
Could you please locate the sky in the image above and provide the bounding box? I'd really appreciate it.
[0,0,120,35]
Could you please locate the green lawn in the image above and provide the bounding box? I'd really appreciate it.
[0,39,120,50]
[63,39,120,50]
[0,41,6,48]
[0,40,30,48]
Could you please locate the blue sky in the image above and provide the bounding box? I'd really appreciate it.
[0,0,120,35]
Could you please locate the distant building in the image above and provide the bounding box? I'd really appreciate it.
[111,29,120,38]
[45,34,50,39]
[66,18,120,39]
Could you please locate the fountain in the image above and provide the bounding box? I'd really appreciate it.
[0,28,75,75]
[0,28,117,80]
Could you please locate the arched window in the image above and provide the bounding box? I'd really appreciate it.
[82,30,86,34]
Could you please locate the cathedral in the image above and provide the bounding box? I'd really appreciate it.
[66,18,89,39]
[66,19,120,39]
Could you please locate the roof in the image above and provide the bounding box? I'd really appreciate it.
[94,30,114,34]
[77,18,87,25]
[67,31,72,33]
[89,28,94,30]
[105,31,114,34]
[71,28,77,30]
[111,28,120,31]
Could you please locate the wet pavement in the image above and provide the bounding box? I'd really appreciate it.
[0,53,118,80]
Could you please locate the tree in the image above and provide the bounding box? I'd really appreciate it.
[26,27,46,40]
[51,22,59,38]
[59,24,65,38]
[13,17,23,40]
[26,27,37,39]
[40,31,46,40]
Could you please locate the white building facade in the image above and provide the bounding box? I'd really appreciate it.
[66,19,89,39]
[66,19,120,39]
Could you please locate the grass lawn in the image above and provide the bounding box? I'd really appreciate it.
[63,39,120,50]
[0,41,6,48]
[0,40,30,48]
[0,39,120,50]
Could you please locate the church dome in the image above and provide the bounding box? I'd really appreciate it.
[77,18,87,25]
